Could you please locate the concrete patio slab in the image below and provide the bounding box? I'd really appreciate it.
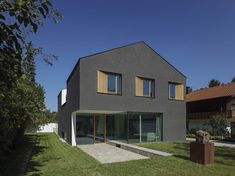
[77,143,148,164]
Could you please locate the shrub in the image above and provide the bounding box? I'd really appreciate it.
[207,114,229,137]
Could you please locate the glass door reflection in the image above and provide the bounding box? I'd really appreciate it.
[94,115,106,143]
[76,115,94,144]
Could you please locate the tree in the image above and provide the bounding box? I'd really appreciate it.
[43,110,58,123]
[21,43,46,126]
[231,77,235,83]
[207,114,229,137]
[0,0,61,92]
[0,43,47,151]
[0,0,61,89]
[22,42,37,82]
[0,0,61,152]
[208,79,220,88]
[0,0,61,54]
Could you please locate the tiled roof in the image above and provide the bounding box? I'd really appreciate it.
[186,82,235,102]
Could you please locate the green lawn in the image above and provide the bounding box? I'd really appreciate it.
[1,133,235,176]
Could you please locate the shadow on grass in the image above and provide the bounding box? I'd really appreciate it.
[25,134,47,175]
[0,133,59,176]
[0,134,41,176]
[172,142,190,161]
[173,154,190,161]
[25,134,62,175]
[214,146,235,166]
[173,142,235,166]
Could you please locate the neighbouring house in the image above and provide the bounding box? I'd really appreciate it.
[186,82,235,138]
[58,41,186,146]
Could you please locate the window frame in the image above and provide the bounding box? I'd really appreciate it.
[136,76,155,98]
[97,70,122,96]
[168,82,184,101]
[169,83,176,99]
[107,73,121,95]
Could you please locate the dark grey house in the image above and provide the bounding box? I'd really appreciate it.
[58,41,186,146]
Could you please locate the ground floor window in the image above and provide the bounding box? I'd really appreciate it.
[127,112,163,143]
[75,112,163,144]
[94,115,106,142]
[106,114,126,141]
[128,113,140,143]
[76,115,94,144]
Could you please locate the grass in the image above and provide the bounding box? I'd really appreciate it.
[0,135,35,176]
[1,133,234,176]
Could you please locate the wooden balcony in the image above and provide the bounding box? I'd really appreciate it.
[187,110,235,122]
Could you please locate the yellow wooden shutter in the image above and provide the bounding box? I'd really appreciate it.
[176,84,184,100]
[136,77,143,96]
[97,71,107,93]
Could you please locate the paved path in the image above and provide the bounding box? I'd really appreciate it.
[77,143,148,164]
[186,138,235,148]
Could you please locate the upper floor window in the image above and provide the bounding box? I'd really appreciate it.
[107,73,121,94]
[169,83,176,99]
[168,82,184,100]
[97,70,121,95]
[136,76,155,98]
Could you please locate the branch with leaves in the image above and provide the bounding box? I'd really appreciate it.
[0,0,61,152]
[0,0,62,54]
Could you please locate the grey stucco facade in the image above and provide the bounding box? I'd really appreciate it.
[58,41,186,145]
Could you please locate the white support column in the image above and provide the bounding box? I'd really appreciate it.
[71,112,76,146]
[156,116,159,141]
[139,114,142,143]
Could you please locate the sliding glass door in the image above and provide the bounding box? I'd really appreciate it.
[76,112,162,145]
[141,114,156,142]
[94,115,106,143]
[76,114,106,144]
[127,114,140,143]
[76,115,94,144]
[106,114,127,141]
[155,114,162,141]
[127,112,163,143]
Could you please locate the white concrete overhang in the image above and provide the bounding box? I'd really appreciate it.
[72,109,126,115]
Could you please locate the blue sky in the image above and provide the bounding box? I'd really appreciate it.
[30,0,235,111]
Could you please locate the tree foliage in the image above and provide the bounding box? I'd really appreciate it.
[207,115,229,136]
[0,0,61,152]
[0,0,61,54]
[0,42,47,151]
[208,79,221,88]
[22,42,37,82]
[43,110,58,123]
[0,0,61,89]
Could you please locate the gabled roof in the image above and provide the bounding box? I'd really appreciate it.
[67,41,186,82]
[186,82,235,102]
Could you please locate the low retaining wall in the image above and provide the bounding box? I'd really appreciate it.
[107,140,172,157]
